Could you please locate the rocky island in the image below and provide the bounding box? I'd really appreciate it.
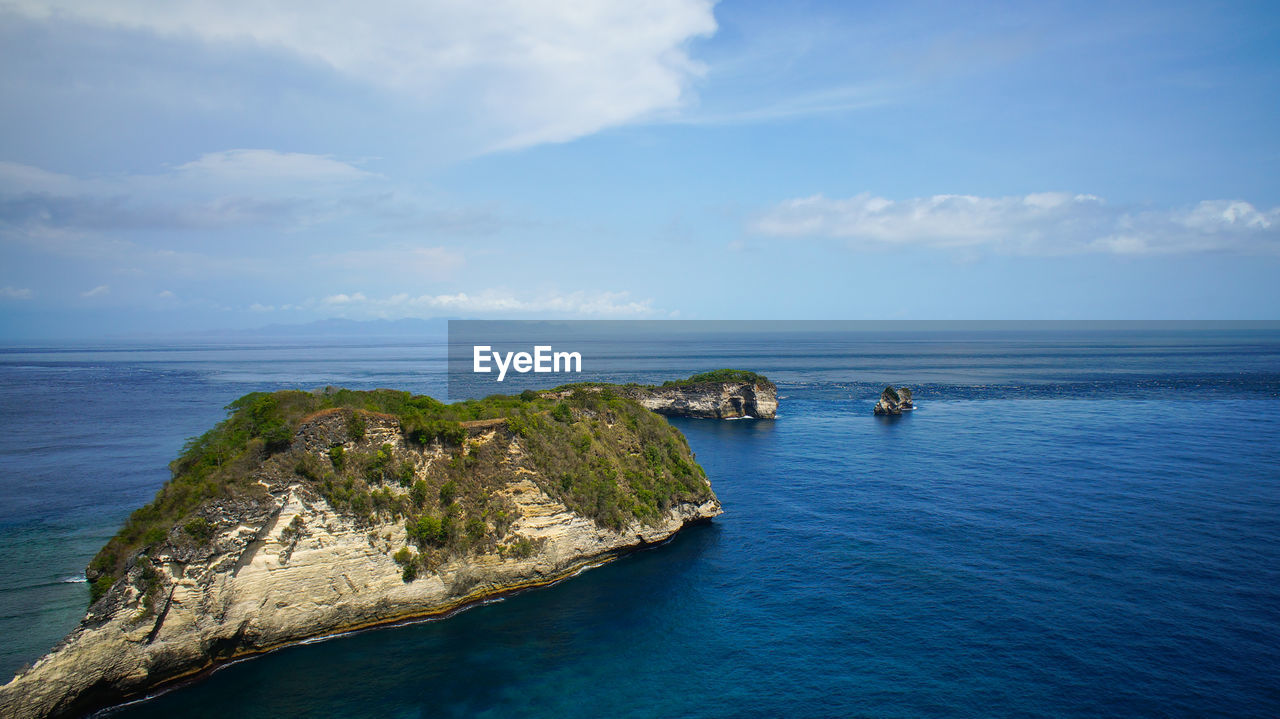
[546,370,778,420]
[0,388,721,719]
[873,385,915,415]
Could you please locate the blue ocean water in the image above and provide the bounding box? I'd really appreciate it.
[1,330,1278,717]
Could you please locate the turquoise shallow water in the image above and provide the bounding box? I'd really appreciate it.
[1,330,1278,717]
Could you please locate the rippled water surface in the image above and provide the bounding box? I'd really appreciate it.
[1,330,1277,717]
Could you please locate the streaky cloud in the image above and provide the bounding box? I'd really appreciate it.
[750,192,1280,256]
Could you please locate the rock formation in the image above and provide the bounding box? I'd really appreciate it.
[0,391,720,719]
[621,380,777,419]
[546,371,778,420]
[872,386,915,415]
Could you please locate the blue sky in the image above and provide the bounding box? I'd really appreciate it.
[1,0,1278,338]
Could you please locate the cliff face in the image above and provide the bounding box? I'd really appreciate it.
[622,381,778,419]
[0,400,720,719]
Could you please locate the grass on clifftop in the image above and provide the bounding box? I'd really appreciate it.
[661,369,772,387]
[552,369,772,393]
[85,386,710,604]
[509,389,710,528]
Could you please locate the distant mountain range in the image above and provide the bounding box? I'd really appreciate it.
[112,318,453,342]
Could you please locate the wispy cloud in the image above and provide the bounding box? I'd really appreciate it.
[172,150,375,186]
[669,84,895,127]
[0,286,32,299]
[750,192,1280,256]
[306,289,658,318]
[0,150,378,233]
[0,152,494,282]
[81,284,110,298]
[5,1,718,152]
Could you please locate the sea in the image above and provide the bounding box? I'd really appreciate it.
[0,328,1278,718]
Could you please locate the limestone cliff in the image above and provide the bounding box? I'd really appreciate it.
[621,381,778,419]
[547,371,778,419]
[0,391,719,719]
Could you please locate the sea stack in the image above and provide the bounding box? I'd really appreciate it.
[873,386,915,415]
[543,370,779,420]
[621,370,778,419]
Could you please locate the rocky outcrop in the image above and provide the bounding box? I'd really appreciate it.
[0,406,720,719]
[544,375,778,420]
[621,381,777,419]
[872,386,915,416]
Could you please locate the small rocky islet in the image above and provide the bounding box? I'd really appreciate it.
[873,385,916,415]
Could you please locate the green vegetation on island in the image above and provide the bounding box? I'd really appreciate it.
[660,369,772,387]
[86,386,711,604]
[550,369,773,394]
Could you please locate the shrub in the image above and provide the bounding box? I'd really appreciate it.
[365,443,394,483]
[280,515,306,543]
[142,526,167,547]
[395,460,416,487]
[296,453,326,482]
[183,517,214,543]
[550,403,573,424]
[405,419,467,446]
[410,479,429,507]
[89,575,114,604]
[347,412,367,440]
[139,563,163,615]
[439,480,457,506]
[329,446,345,470]
[406,514,445,548]
[506,412,530,438]
[509,537,535,558]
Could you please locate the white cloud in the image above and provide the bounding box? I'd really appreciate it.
[5,0,717,152]
[315,289,656,318]
[669,84,894,126]
[81,284,110,297]
[323,292,368,306]
[171,150,376,189]
[750,192,1280,255]
[0,286,32,299]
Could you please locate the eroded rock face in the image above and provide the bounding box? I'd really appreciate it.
[0,412,721,719]
[872,386,915,416]
[622,381,778,419]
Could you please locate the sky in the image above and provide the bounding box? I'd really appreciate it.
[1,0,1278,339]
